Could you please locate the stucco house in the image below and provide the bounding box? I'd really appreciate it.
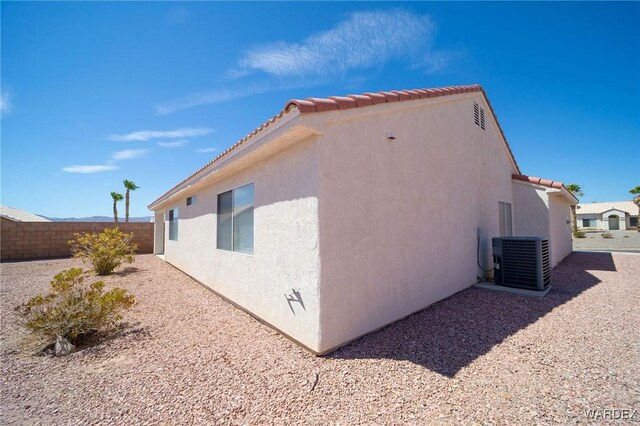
[148,84,577,354]
[576,201,639,231]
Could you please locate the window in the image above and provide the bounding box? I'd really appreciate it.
[630,217,638,227]
[498,201,513,237]
[186,195,197,206]
[582,218,597,228]
[217,183,254,254]
[168,208,178,241]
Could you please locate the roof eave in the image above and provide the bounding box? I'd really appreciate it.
[148,121,321,211]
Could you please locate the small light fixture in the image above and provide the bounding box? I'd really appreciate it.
[386,132,396,141]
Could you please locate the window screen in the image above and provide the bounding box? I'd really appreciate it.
[217,191,233,251]
[168,208,179,241]
[217,183,254,254]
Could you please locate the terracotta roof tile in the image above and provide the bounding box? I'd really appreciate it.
[347,94,375,107]
[329,96,357,110]
[150,84,522,208]
[364,92,388,104]
[512,174,570,193]
[405,90,421,100]
[288,99,315,113]
[390,90,411,101]
[308,98,338,112]
[381,91,400,102]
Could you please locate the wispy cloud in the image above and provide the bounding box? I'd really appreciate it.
[1,90,12,115]
[158,139,188,148]
[108,127,213,142]
[62,164,118,174]
[196,147,217,153]
[237,10,439,78]
[111,149,150,160]
[63,148,150,173]
[156,10,455,115]
[155,83,292,115]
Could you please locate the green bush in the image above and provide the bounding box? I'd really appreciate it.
[573,230,586,238]
[17,268,135,347]
[602,232,614,239]
[69,227,137,275]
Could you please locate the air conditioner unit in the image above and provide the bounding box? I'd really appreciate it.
[492,237,551,290]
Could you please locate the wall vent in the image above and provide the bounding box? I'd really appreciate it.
[474,102,486,130]
[492,237,551,290]
[474,102,480,126]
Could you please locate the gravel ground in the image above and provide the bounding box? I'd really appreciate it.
[573,230,640,252]
[1,253,639,425]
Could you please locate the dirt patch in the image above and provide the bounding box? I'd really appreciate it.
[1,254,639,424]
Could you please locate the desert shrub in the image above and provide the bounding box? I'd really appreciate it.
[602,232,614,239]
[17,268,135,347]
[573,230,586,238]
[69,227,137,275]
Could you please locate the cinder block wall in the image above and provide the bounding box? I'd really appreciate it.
[0,218,154,261]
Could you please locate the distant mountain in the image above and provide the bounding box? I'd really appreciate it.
[43,215,153,223]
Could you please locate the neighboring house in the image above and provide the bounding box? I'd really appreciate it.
[148,84,577,354]
[576,201,639,231]
[0,205,50,222]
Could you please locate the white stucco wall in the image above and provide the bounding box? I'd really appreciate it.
[157,138,323,352]
[548,195,573,266]
[305,93,518,352]
[511,181,573,267]
[512,182,550,238]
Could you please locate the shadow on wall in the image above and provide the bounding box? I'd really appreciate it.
[329,252,614,377]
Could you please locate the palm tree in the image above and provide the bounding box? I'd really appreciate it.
[565,184,584,235]
[630,186,640,232]
[111,192,124,223]
[123,180,140,223]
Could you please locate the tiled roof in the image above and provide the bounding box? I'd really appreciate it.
[286,84,483,113]
[511,174,579,204]
[512,174,565,190]
[576,201,639,215]
[149,84,519,208]
[0,205,51,222]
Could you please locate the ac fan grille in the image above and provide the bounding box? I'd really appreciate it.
[501,239,551,289]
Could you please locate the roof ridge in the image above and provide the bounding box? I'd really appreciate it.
[286,84,483,113]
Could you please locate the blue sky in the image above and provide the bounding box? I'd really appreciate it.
[1,2,639,218]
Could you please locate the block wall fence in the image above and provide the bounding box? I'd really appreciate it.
[0,218,154,261]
